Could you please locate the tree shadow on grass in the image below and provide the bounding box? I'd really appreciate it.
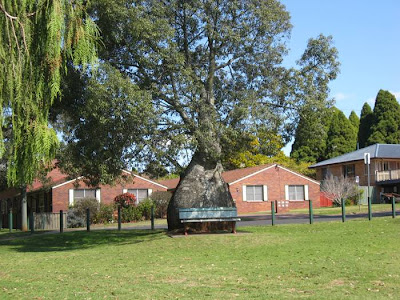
[0,229,167,253]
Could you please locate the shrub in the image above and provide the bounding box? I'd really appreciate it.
[137,198,154,220]
[95,203,114,224]
[150,191,171,218]
[114,193,136,208]
[348,189,364,205]
[121,205,142,222]
[67,198,100,227]
[67,208,86,228]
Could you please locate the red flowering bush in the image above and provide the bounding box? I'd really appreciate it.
[114,193,137,208]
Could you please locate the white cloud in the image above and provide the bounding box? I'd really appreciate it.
[389,91,400,101]
[333,93,350,101]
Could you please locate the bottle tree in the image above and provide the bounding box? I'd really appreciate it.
[87,0,340,230]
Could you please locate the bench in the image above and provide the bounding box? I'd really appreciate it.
[178,207,241,235]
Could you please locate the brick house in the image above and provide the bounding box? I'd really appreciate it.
[0,167,168,229]
[160,164,321,214]
[309,144,400,204]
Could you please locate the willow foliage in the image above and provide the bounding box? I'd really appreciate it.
[0,0,98,186]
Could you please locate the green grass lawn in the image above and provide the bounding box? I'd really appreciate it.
[1,218,399,299]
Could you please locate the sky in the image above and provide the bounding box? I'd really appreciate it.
[280,0,400,154]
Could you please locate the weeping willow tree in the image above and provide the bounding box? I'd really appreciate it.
[0,1,98,230]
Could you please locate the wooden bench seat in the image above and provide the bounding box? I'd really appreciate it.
[178,207,241,235]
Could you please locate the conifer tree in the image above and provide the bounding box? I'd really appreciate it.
[325,108,357,158]
[349,110,360,138]
[368,90,400,145]
[358,103,373,148]
[291,107,331,163]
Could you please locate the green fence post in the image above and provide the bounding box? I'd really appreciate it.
[30,212,34,234]
[118,206,121,231]
[392,196,396,218]
[86,208,90,232]
[271,201,276,226]
[151,205,155,230]
[368,196,372,221]
[309,200,313,224]
[60,210,64,233]
[341,198,346,222]
[8,209,12,233]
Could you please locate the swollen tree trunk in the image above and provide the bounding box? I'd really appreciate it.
[167,150,235,231]
[167,89,235,231]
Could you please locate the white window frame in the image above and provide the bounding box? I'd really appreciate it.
[126,189,150,204]
[243,185,267,202]
[285,185,308,201]
[69,188,100,206]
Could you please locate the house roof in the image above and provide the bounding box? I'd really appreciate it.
[28,167,167,191]
[309,144,400,169]
[158,177,180,189]
[28,167,70,192]
[221,164,275,184]
[158,163,319,189]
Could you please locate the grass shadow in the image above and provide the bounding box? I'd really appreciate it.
[0,229,167,253]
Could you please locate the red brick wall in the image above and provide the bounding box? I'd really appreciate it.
[229,165,320,214]
[52,176,167,212]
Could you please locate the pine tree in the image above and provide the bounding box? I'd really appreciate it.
[291,107,331,163]
[358,103,373,148]
[349,111,360,138]
[325,108,357,158]
[349,110,360,148]
[368,90,400,145]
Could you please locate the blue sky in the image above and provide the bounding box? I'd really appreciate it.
[280,0,400,154]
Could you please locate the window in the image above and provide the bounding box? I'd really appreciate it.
[343,164,355,178]
[288,185,305,201]
[245,185,264,201]
[74,189,96,200]
[322,168,331,179]
[127,189,149,203]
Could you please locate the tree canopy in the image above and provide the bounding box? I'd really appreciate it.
[349,110,360,138]
[290,106,331,163]
[367,90,400,145]
[0,0,98,187]
[357,102,373,148]
[53,63,154,186]
[53,0,339,184]
[325,108,357,159]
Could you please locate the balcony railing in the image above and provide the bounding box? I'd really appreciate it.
[376,169,400,182]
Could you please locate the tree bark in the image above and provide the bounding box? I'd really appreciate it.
[167,150,235,231]
[21,186,28,232]
[167,84,235,231]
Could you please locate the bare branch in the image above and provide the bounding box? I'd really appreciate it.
[321,175,359,205]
